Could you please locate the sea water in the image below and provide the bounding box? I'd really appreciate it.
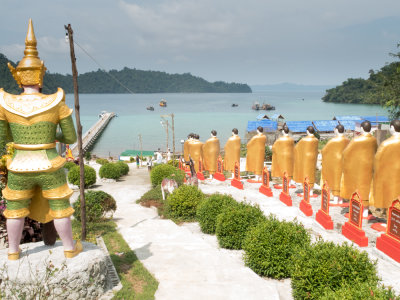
[65,90,387,157]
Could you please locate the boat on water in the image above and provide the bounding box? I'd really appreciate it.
[160,99,167,107]
[252,101,260,110]
[252,101,275,111]
[146,106,154,111]
[232,103,238,107]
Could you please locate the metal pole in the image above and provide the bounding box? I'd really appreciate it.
[166,120,169,152]
[172,113,175,160]
[65,24,86,241]
[138,134,143,159]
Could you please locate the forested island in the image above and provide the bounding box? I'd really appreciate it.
[0,53,251,94]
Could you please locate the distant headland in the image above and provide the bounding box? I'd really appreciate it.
[0,53,252,94]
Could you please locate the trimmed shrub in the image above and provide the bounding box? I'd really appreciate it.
[96,158,109,165]
[321,281,399,300]
[291,241,379,300]
[150,164,185,186]
[73,190,117,222]
[115,161,129,176]
[196,193,238,234]
[164,185,204,221]
[167,159,179,168]
[243,216,311,279]
[99,163,121,180]
[215,203,266,250]
[138,185,163,202]
[67,165,97,188]
[63,161,77,171]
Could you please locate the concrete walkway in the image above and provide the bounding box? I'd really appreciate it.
[92,164,282,300]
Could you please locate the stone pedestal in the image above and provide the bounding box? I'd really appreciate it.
[0,241,109,299]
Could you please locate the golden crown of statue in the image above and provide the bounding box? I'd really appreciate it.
[8,19,47,88]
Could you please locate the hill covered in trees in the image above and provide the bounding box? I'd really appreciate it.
[0,53,251,94]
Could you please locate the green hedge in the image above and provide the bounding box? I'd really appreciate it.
[196,193,238,234]
[139,185,163,202]
[291,241,379,299]
[215,203,265,250]
[99,163,121,180]
[243,216,311,279]
[63,161,77,171]
[73,190,117,222]
[96,158,109,165]
[115,161,129,176]
[67,165,97,188]
[150,164,185,186]
[164,185,204,221]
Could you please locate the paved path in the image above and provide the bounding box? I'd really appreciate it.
[93,164,282,300]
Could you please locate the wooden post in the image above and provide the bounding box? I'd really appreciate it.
[65,24,86,241]
[171,113,175,160]
[138,134,143,159]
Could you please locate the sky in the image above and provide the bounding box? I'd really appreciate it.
[1,0,400,86]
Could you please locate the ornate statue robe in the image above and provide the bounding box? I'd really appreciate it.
[293,135,318,186]
[271,135,294,179]
[202,136,220,174]
[246,133,266,175]
[224,135,241,172]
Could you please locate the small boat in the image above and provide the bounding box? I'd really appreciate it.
[231,103,238,107]
[252,101,260,110]
[160,99,167,107]
[261,103,275,111]
[146,106,154,111]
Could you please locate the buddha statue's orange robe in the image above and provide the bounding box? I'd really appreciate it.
[202,136,220,174]
[189,140,204,172]
[293,135,318,186]
[321,135,350,196]
[271,135,294,179]
[224,135,241,172]
[340,133,377,206]
[246,133,266,175]
[183,139,192,161]
[371,135,400,208]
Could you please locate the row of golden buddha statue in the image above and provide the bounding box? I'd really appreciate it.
[184,119,399,214]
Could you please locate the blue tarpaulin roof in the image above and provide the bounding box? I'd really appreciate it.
[313,120,338,132]
[270,113,285,120]
[337,120,356,130]
[247,120,277,132]
[256,114,269,120]
[362,116,389,123]
[333,115,363,121]
[285,121,313,133]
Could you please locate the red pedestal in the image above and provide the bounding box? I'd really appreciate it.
[342,222,368,247]
[371,223,386,232]
[329,202,349,207]
[279,192,292,206]
[259,185,273,197]
[299,200,313,216]
[316,210,334,230]
[297,193,318,198]
[376,233,400,263]
[231,178,243,190]
[197,172,205,181]
[247,179,262,183]
[274,184,296,189]
[213,172,225,181]
[344,213,376,220]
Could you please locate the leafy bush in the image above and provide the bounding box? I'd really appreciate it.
[96,158,109,165]
[164,185,204,221]
[63,161,77,171]
[243,216,311,279]
[67,165,97,188]
[99,163,121,180]
[321,281,399,300]
[115,161,129,176]
[138,185,163,202]
[130,156,135,163]
[84,151,91,161]
[265,146,272,161]
[291,240,379,300]
[167,159,179,167]
[150,164,185,186]
[215,203,266,250]
[73,190,117,222]
[196,193,238,234]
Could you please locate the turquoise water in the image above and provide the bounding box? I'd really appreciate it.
[65,90,387,157]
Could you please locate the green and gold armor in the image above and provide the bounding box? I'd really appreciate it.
[0,88,77,222]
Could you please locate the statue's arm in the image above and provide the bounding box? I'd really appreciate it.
[56,103,77,144]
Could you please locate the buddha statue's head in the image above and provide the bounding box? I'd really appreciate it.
[188,133,194,140]
[232,128,238,136]
[282,124,289,136]
[257,126,263,134]
[390,119,400,135]
[8,19,46,89]
[211,130,217,137]
[194,134,200,140]
[334,124,345,136]
[360,120,372,134]
[306,126,315,136]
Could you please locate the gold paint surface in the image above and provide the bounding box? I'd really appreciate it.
[189,140,204,172]
[246,133,267,175]
[372,135,400,208]
[271,135,294,178]
[2,186,35,201]
[202,136,220,174]
[3,208,30,219]
[13,143,56,150]
[183,139,191,161]
[340,133,377,204]
[321,135,350,196]
[42,183,73,200]
[28,191,54,223]
[293,135,319,186]
[224,135,241,172]
[49,206,74,219]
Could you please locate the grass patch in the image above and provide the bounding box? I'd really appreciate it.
[72,220,158,299]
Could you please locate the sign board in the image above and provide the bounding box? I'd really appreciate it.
[303,177,310,204]
[262,167,269,188]
[388,200,400,241]
[234,162,240,180]
[283,172,289,195]
[349,192,363,229]
[321,182,330,215]
[217,155,223,173]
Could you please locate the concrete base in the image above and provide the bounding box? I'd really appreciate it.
[0,241,109,300]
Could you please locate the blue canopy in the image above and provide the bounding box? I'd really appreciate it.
[270,113,285,120]
[333,115,362,121]
[285,121,313,133]
[362,116,389,123]
[247,120,277,132]
[256,114,269,120]
[313,120,338,132]
[337,120,356,130]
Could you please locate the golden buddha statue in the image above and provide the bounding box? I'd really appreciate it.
[271,124,294,179]
[189,134,204,172]
[202,130,220,176]
[340,121,377,212]
[321,124,350,202]
[293,126,319,189]
[246,126,267,176]
[372,120,400,209]
[224,128,241,175]
[183,133,194,161]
